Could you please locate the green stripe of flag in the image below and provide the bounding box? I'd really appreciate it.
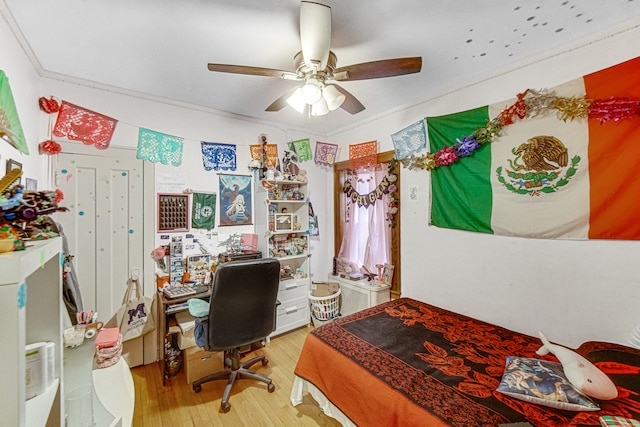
[428,106,494,233]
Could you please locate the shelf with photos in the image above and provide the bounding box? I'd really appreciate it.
[279,259,309,281]
[265,182,306,202]
[267,202,307,234]
[268,233,308,259]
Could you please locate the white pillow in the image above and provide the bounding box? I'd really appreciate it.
[496,356,600,412]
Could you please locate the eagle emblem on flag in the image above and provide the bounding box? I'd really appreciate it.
[497,135,581,196]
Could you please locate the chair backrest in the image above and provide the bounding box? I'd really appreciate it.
[205,257,280,350]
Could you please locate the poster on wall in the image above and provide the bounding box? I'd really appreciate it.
[219,174,252,226]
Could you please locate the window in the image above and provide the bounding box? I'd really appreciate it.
[333,151,401,297]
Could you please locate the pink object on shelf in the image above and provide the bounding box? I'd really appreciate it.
[241,233,258,251]
[95,327,120,349]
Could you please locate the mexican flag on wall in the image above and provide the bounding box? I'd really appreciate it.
[428,56,640,240]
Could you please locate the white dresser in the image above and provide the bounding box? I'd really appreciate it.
[328,275,391,317]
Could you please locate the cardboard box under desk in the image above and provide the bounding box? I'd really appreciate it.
[183,346,222,384]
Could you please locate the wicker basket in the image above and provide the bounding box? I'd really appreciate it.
[309,289,341,321]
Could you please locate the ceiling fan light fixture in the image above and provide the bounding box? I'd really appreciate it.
[322,84,346,111]
[301,78,323,104]
[286,87,307,113]
[310,97,329,117]
[208,2,423,118]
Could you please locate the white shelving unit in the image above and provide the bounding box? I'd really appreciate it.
[0,238,63,427]
[254,174,311,336]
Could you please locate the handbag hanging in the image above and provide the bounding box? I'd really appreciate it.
[107,277,156,342]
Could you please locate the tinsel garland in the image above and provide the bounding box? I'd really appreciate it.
[589,98,640,123]
[401,90,640,171]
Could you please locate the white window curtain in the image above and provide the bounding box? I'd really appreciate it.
[337,163,391,274]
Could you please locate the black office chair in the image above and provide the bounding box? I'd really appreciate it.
[191,257,281,413]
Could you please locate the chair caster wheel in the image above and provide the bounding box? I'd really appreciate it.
[220,402,231,413]
[261,357,269,366]
[193,384,202,393]
[224,357,232,368]
[268,383,275,393]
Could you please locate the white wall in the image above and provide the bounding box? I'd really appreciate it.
[5,5,640,350]
[2,9,334,298]
[329,18,640,348]
[38,78,334,284]
[0,7,47,185]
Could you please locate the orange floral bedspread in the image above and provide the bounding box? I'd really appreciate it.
[294,298,640,427]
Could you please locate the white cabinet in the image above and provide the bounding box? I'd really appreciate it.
[328,274,391,317]
[0,238,63,427]
[254,175,310,336]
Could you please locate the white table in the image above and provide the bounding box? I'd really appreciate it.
[328,275,391,317]
[64,337,134,427]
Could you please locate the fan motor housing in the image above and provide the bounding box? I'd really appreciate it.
[294,50,338,82]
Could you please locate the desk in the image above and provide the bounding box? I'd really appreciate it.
[157,289,210,385]
[217,250,262,264]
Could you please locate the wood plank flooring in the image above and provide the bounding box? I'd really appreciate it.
[130,325,342,426]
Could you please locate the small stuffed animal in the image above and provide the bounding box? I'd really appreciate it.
[296,169,308,183]
[536,331,618,400]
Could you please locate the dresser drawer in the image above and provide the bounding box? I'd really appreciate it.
[274,296,309,336]
[278,279,309,303]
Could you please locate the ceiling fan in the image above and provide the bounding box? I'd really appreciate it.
[207,1,422,117]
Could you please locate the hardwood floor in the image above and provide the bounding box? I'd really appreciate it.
[130,325,342,426]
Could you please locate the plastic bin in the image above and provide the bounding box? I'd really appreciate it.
[309,289,341,322]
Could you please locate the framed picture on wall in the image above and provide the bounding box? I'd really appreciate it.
[5,159,22,184]
[5,158,22,174]
[25,178,37,190]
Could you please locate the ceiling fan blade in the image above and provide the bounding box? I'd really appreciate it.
[207,63,300,80]
[300,1,331,71]
[334,85,365,115]
[265,87,299,112]
[333,57,422,81]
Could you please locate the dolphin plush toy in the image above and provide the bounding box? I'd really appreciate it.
[537,331,618,400]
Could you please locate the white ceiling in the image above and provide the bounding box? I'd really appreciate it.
[4,0,640,136]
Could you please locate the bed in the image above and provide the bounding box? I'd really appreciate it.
[291,298,640,427]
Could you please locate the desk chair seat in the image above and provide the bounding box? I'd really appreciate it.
[191,258,280,413]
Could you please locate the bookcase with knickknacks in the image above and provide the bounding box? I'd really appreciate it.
[254,172,311,336]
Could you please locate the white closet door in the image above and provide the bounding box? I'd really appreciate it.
[55,144,147,366]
